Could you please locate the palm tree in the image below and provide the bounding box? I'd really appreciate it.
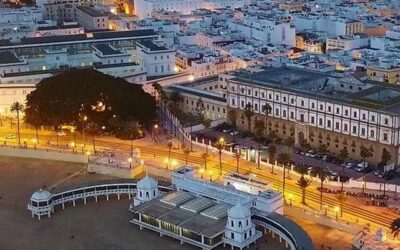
[183,147,191,165]
[10,102,24,146]
[167,140,173,162]
[254,119,265,169]
[338,148,349,172]
[86,122,100,153]
[228,109,238,141]
[297,176,312,205]
[124,121,141,155]
[228,109,238,129]
[262,103,272,139]
[360,145,373,194]
[244,103,254,133]
[278,152,291,201]
[169,90,183,107]
[267,144,276,173]
[391,218,400,238]
[336,191,347,218]
[316,167,329,210]
[233,150,241,173]
[201,152,209,170]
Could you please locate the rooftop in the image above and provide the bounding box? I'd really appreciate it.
[76,6,106,17]
[137,40,170,52]
[93,44,124,56]
[0,51,22,65]
[229,67,400,114]
[167,85,226,103]
[131,191,228,238]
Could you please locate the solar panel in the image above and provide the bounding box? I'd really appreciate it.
[200,204,230,220]
[160,191,194,206]
[180,197,215,213]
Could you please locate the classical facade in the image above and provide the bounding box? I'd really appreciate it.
[224,67,400,165]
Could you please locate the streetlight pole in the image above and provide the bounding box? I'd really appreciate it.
[82,115,87,149]
[216,137,225,176]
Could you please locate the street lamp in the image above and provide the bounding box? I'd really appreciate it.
[128,157,132,169]
[164,158,169,169]
[208,170,213,181]
[81,115,88,149]
[215,137,226,176]
[199,168,204,179]
[172,160,177,170]
[32,138,37,149]
[70,142,75,152]
[334,206,339,220]
[289,194,293,206]
[86,151,91,162]
[324,205,328,216]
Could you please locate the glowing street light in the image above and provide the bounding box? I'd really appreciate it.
[188,75,195,81]
[32,138,37,149]
[172,160,177,170]
[164,158,169,169]
[208,170,213,181]
[215,137,226,175]
[334,206,339,220]
[128,157,133,169]
[199,168,205,179]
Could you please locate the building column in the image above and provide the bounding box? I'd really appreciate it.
[73,199,76,207]
[95,196,98,202]
[118,194,120,200]
[62,202,65,210]
[106,194,109,201]
[84,197,87,204]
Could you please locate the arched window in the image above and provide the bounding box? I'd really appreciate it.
[139,191,142,197]
[239,221,242,228]
[146,192,149,198]
[231,220,234,227]
[153,190,156,196]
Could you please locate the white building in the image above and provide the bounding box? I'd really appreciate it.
[326,35,370,51]
[130,166,280,249]
[135,40,176,77]
[134,0,247,19]
[225,66,400,165]
[76,6,109,31]
[228,16,296,46]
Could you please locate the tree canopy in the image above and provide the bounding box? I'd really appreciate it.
[25,69,156,132]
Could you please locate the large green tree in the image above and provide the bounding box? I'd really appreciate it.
[25,69,155,133]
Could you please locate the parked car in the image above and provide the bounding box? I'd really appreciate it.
[230,131,239,136]
[355,166,365,172]
[57,131,67,136]
[4,134,15,139]
[305,150,314,157]
[345,162,355,169]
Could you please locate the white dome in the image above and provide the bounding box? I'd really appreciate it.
[31,189,52,201]
[228,203,251,219]
[137,175,158,190]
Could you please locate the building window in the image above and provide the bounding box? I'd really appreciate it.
[335,122,339,130]
[384,118,389,125]
[231,233,234,239]
[361,128,365,136]
[344,109,349,116]
[311,102,315,109]
[239,221,242,228]
[275,108,279,116]
[362,113,366,120]
[327,106,331,112]
[319,104,323,110]
[319,118,323,126]
[301,100,304,106]
[231,220,234,227]
[311,116,315,124]
[283,96,286,102]
[290,112,294,119]
[300,114,304,122]
[383,133,388,141]
[327,120,331,128]
[282,110,287,117]
[353,111,357,118]
[371,115,375,122]
[336,107,340,114]
[291,98,295,104]
[370,130,375,138]
[352,126,357,134]
[344,124,348,132]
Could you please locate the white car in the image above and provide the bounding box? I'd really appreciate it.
[355,166,364,172]
[230,131,239,135]
[4,134,15,139]
[57,131,67,136]
[222,129,231,133]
